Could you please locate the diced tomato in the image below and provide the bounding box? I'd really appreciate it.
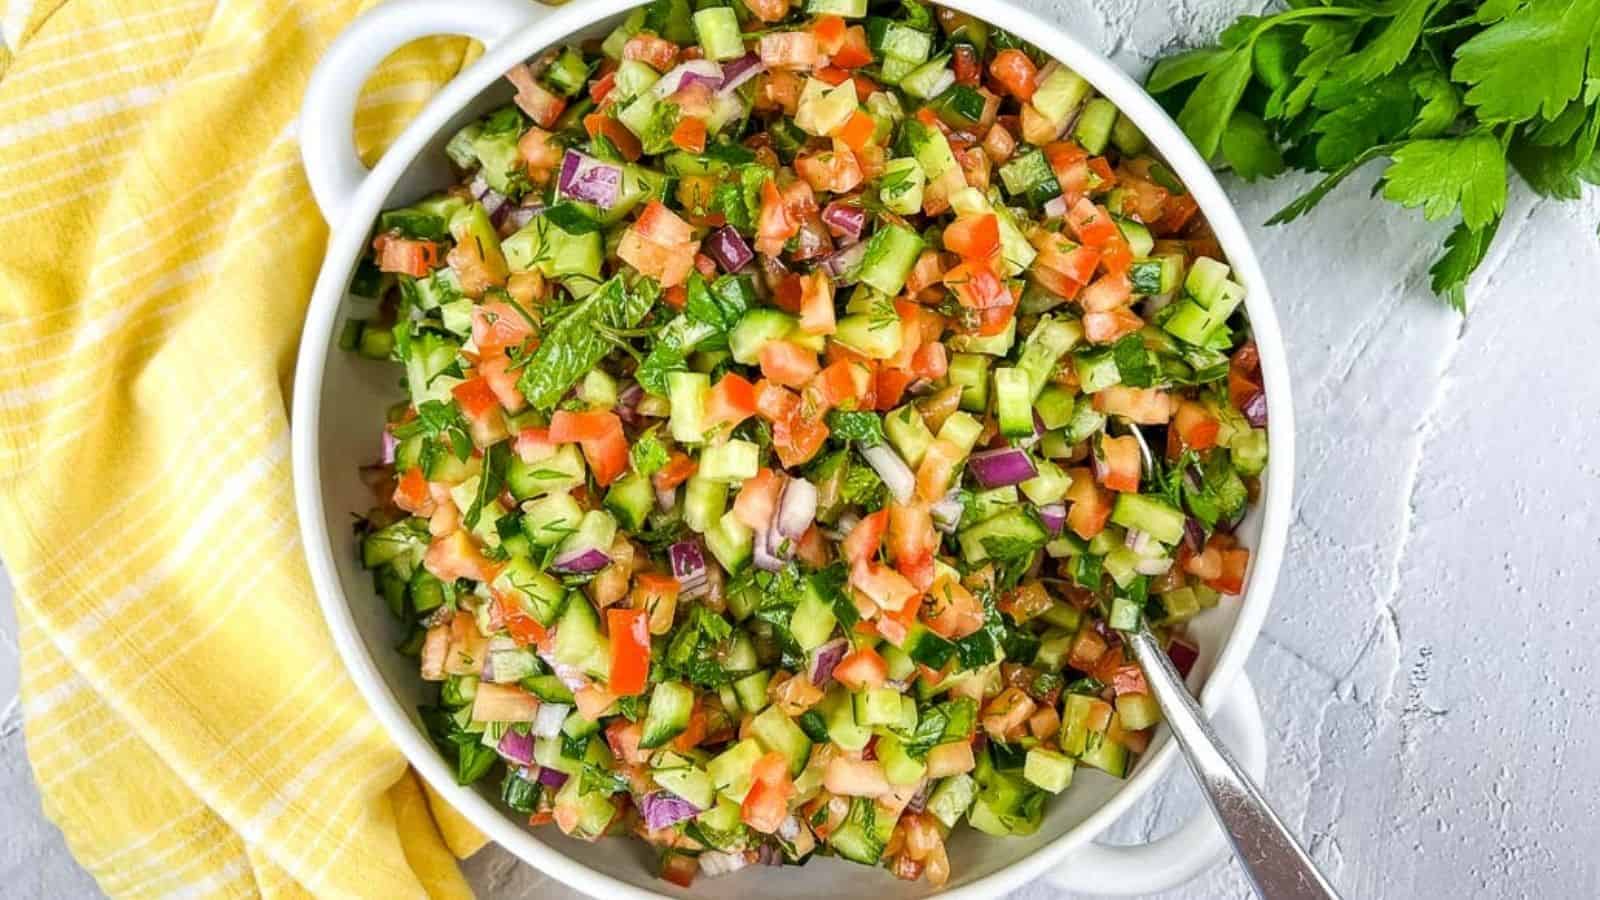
[623,33,680,72]
[660,853,699,888]
[733,467,784,530]
[909,341,948,381]
[583,112,642,162]
[976,299,1016,336]
[1114,173,1170,223]
[887,501,937,590]
[672,699,707,751]
[742,0,791,23]
[506,64,567,128]
[374,235,438,277]
[1087,156,1117,191]
[1083,307,1145,344]
[549,409,620,443]
[513,426,555,464]
[754,379,800,423]
[607,607,651,696]
[875,366,915,411]
[1099,231,1133,277]
[944,262,1009,309]
[588,69,617,105]
[953,44,981,85]
[773,410,829,467]
[1067,197,1118,247]
[618,228,697,288]
[943,213,1000,264]
[394,466,432,514]
[706,373,758,430]
[470,301,534,356]
[451,376,501,424]
[832,24,873,68]
[634,199,694,245]
[652,452,698,492]
[760,341,820,388]
[605,718,649,766]
[923,574,984,639]
[477,351,526,412]
[756,179,799,257]
[582,428,629,487]
[670,116,707,153]
[1065,467,1111,539]
[501,604,551,649]
[916,438,962,501]
[1079,273,1133,313]
[1206,544,1250,595]
[796,140,864,193]
[743,750,797,832]
[832,109,877,153]
[833,647,888,690]
[989,49,1037,101]
[424,530,500,583]
[663,283,689,311]
[796,270,837,335]
[1154,191,1200,236]
[809,359,859,411]
[1093,385,1172,424]
[854,560,919,612]
[1171,400,1220,454]
[795,525,830,568]
[811,14,847,52]
[517,126,565,184]
[758,31,819,70]
[841,510,886,566]
[1095,434,1142,492]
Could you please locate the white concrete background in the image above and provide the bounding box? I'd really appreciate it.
[3,0,1599,896]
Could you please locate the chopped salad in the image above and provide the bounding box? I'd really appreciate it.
[347,0,1268,888]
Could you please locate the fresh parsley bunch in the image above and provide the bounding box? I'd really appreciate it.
[1148,0,1600,310]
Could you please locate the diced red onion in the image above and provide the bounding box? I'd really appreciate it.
[641,791,702,830]
[1125,527,1155,555]
[531,702,569,739]
[536,649,592,692]
[792,213,833,261]
[819,239,868,280]
[551,546,612,574]
[1043,195,1068,218]
[931,492,964,533]
[757,254,789,294]
[906,779,934,814]
[497,729,536,766]
[755,842,784,866]
[1183,517,1206,552]
[699,850,751,877]
[707,226,754,272]
[670,541,706,581]
[717,54,765,94]
[536,766,570,789]
[753,529,788,572]
[1037,502,1067,535]
[862,444,916,504]
[558,149,623,209]
[776,476,817,540]
[480,653,495,681]
[655,485,677,513]
[653,60,725,98]
[809,637,849,686]
[1242,391,1268,428]
[1167,637,1200,680]
[381,427,399,465]
[968,447,1038,488]
[821,201,866,243]
[908,377,935,396]
[501,203,540,232]
[618,381,644,408]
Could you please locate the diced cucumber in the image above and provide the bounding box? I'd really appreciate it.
[708,738,766,803]
[938,411,983,455]
[682,473,727,534]
[820,687,871,751]
[885,404,934,468]
[829,797,893,864]
[732,669,771,714]
[604,471,654,532]
[652,751,717,809]
[522,492,584,546]
[502,216,604,285]
[1016,315,1082,399]
[1035,385,1077,430]
[552,592,610,679]
[1021,459,1071,505]
[960,507,1048,565]
[556,508,617,564]
[1110,493,1185,545]
[903,117,959,187]
[705,510,755,573]
[949,315,1015,355]
[874,21,932,64]
[692,6,745,61]
[967,772,1044,836]
[1116,692,1162,731]
[970,485,1019,522]
[852,687,903,726]
[1114,216,1155,257]
[1128,254,1184,296]
[1232,428,1269,475]
[857,224,925,297]
[900,55,953,100]
[1031,65,1091,130]
[878,157,926,216]
[505,444,584,499]
[834,310,904,359]
[493,557,567,625]
[1024,747,1076,793]
[699,439,759,482]
[1080,731,1129,777]
[994,367,1035,438]
[876,734,928,785]
[790,580,839,651]
[1074,348,1122,394]
[902,623,957,670]
[949,353,992,411]
[667,371,710,445]
[926,773,978,829]
[750,705,813,776]
[1110,113,1148,155]
[1072,97,1118,155]
[553,776,618,839]
[998,148,1062,207]
[807,0,868,14]
[729,309,799,365]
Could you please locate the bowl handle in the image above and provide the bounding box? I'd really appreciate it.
[1046,674,1268,896]
[299,0,547,224]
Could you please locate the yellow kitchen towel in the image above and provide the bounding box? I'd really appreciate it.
[0,0,511,895]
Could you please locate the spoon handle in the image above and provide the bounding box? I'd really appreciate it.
[1124,628,1342,900]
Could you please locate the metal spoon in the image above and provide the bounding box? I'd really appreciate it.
[1112,420,1341,898]
[1121,626,1342,899]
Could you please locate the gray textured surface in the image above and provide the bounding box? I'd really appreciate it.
[3,0,1599,897]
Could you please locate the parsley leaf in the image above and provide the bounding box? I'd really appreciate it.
[1430,218,1500,313]
[541,202,604,234]
[630,427,671,478]
[1380,134,1508,230]
[517,275,656,409]
[465,441,510,529]
[1220,110,1286,181]
[1451,0,1600,123]
[1174,45,1255,161]
[827,411,886,447]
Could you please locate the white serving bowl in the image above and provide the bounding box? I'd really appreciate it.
[292,1,1295,896]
